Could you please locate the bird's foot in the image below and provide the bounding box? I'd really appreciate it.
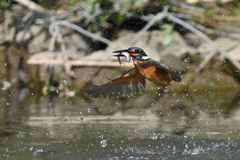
[162,85,167,90]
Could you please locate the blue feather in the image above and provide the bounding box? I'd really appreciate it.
[155,61,169,69]
[147,58,153,63]
[147,58,169,69]
[136,56,142,61]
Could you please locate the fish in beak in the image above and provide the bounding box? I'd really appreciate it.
[112,49,130,65]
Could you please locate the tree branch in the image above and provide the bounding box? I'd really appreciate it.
[14,0,45,12]
[53,20,113,46]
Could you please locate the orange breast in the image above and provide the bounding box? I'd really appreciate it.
[134,61,172,85]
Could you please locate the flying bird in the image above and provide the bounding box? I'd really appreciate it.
[84,47,182,98]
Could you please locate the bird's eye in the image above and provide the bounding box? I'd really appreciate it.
[129,49,134,53]
[135,50,138,53]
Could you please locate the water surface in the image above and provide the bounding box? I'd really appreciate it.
[1,89,240,160]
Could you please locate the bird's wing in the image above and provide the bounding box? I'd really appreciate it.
[141,59,182,82]
[84,68,146,98]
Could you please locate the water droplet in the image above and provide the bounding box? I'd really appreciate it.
[33,149,44,156]
[100,140,107,147]
[152,133,158,140]
[63,80,67,85]
[212,143,219,149]
[173,145,176,154]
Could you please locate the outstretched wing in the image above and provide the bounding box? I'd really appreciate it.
[141,59,182,82]
[84,68,146,98]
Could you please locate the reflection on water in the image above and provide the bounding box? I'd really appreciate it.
[1,88,240,159]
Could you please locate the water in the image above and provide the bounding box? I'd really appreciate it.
[1,90,240,159]
[100,140,107,147]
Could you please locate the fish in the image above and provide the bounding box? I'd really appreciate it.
[117,56,123,65]
[114,51,131,65]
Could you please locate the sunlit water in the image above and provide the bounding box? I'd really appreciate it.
[1,89,240,160]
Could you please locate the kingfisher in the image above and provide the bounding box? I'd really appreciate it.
[84,47,182,98]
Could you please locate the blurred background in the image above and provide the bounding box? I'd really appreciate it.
[1,0,240,159]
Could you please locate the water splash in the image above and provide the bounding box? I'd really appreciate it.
[151,133,158,140]
[29,147,34,151]
[100,140,107,147]
[33,148,44,156]
[87,109,91,113]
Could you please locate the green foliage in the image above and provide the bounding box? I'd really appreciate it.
[97,10,110,23]
[163,33,173,46]
[89,0,115,24]
[159,23,174,46]
[204,0,240,18]
[0,0,10,9]
[113,0,137,26]
[114,14,125,26]
[89,0,115,14]
[159,23,172,30]
[69,0,77,11]
[89,0,138,26]
[53,0,83,11]
[205,6,216,16]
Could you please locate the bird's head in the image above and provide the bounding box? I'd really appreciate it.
[113,47,149,61]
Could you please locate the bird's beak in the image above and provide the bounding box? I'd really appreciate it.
[112,49,136,57]
[112,49,128,55]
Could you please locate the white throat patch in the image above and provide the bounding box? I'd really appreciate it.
[142,56,149,60]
